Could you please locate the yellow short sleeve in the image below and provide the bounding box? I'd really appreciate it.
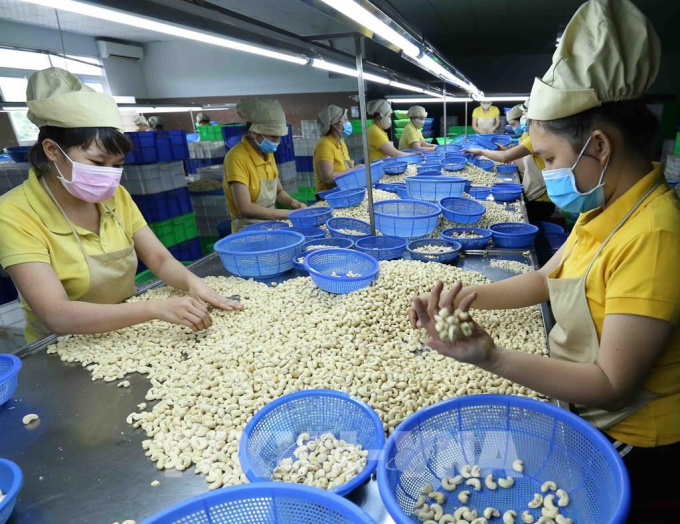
[399,123,422,150]
[0,198,50,268]
[472,107,483,118]
[605,231,680,325]
[225,150,251,187]
[315,139,335,164]
[489,106,500,117]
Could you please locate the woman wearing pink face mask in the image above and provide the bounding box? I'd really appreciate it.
[0,68,242,343]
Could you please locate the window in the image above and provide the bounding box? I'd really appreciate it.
[0,49,51,71]
[0,76,28,103]
[7,112,39,144]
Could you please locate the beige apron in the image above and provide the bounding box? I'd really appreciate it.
[477,116,496,133]
[27,178,137,341]
[522,155,547,201]
[547,180,663,429]
[231,177,279,233]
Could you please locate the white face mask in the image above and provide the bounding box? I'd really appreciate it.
[380,116,392,129]
[481,103,492,110]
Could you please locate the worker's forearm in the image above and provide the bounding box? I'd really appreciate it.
[455,272,549,310]
[44,300,157,335]
[276,190,295,207]
[240,202,288,220]
[482,348,622,410]
[476,149,509,163]
[320,171,344,185]
[152,255,197,292]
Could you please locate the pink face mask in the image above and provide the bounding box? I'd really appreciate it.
[53,143,123,203]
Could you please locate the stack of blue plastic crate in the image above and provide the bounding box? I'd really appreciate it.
[123,131,201,271]
[185,141,226,174]
[274,125,297,194]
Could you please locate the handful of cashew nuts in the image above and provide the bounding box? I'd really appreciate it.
[434,307,474,343]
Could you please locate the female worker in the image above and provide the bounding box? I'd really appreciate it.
[398,106,436,152]
[195,112,211,127]
[148,116,164,131]
[0,68,241,343]
[505,104,527,137]
[367,99,417,162]
[133,115,149,132]
[410,0,679,514]
[224,98,305,233]
[471,101,501,134]
[313,105,356,194]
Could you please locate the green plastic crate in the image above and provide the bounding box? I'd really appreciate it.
[674,132,680,155]
[149,213,198,248]
[200,235,219,256]
[349,119,364,133]
[448,126,472,135]
[197,125,224,142]
[393,119,410,129]
[436,137,457,145]
[393,110,408,120]
[135,261,193,285]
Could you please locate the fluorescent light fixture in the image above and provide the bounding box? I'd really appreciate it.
[113,96,136,104]
[311,59,389,85]
[319,0,420,59]
[472,95,528,102]
[21,0,308,65]
[0,104,28,111]
[125,105,203,113]
[386,97,474,104]
[388,81,424,93]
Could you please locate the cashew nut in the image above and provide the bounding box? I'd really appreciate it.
[544,494,557,511]
[415,494,427,509]
[512,459,524,473]
[485,473,497,490]
[441,475,463,491]
[117,380,130,388]
[22,414,39,425]
[541,481,557,493]
[439,516,455,524]
[470,518,489,524]
[296,432,310,446]
[471,465,482,478]
[466,478,482,491]
[421,482,434,494]
[463,509,478,521]
[528,493,543,509]
[556,489,569,507]
[503,510,517,524]
[537,518,555,524]
[458,490,470,504]
[521,511,535,523]
[429,503,444,521]
[429,491,446,504]
[460,465,473,478]
[498,476,515,488]
[453,507,469,520]
[541,508,559,519]
[484,507,501,519]
[555,516,573,524]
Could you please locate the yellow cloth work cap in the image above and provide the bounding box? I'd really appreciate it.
[506,105,524,121]
[408,106,427,118]
[26,67,122,130]
[317,105,346,135]
[528,0,660,121]
[366,99,391,118]
[237,98,288,136]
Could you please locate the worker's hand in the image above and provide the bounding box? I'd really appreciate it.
[189,280,243,311]
[409,281,495,366]
[462,148,483,157]
[152,297,213,332]
[291,200,307,210]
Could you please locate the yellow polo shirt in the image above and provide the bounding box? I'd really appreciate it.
[398,121,425,150]
[368,122,389,162]
[224,136,278,222]
[519,135,552,203]
[472,106,500,120]
[0,169,146,341]
[313,135,351,192]
[555,164,680,447]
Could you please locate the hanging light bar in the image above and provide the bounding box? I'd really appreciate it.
[386,97,474,104]
[311,58,389,84]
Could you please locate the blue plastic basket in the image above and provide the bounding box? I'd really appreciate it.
[490,222,539,248]
[354,235,408,261]
[545,231,570,250]
[473,158,496,171]
[373,200,441,238]
[293,237,354,273]
[440,196,486,224]
[374,183,402,194]
[441,227,492,250]
[241,221,290,232]
[394,154,423,165]
[0,459,23,524]
[141,483,376,524]
[470,136,498,150]
[304,249,379,294]
[406,238,461,263]
[468,185,492,200]
[288,207,333,227]
[377,395,631,524]
[491,183,523,202]
[383,162,408,175]
[0,354,21,407]
[335,165,383,190]
[240,390,384,497]
[540,221,565,233]
[395,184,410,199]
[318,188,341,200]
[436,145,462,155]
[326,217,372,241]
[214,230,305,278]
[442,153,468,163]
[287,227,326,241]
[4,146,30,163]
[406,176,466,202]
[415,168,441,177]
[496,163,519,173]
[440,159,467,172]
[491,135,514,146]
[325,188,366,209]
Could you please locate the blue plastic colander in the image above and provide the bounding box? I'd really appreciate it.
[292,237,354,272]
[325,188,366,209]
[473,158,496,171]
[141,483,376,524]
[318,188,341,200]
[491,183,524,202]
[415,168,442,177]
[240,390,384,496]
[395,184,410,199]
[406,239,461,263]
[214,230,305,278]
[496,163,519,173]
[241,221,290,232]
[491,135,514,147]
[439,145,462,154]
[287,226,327,241]
[0,354,21,407]
[288,207,332,227]
[468,185,492,200]
[0,459,23,524]
[441,227,492,250]
[406,176,466,202]
[383,162,408,175]
[490,222,539,248]
[373,200,441,238]
[326,217,372,241]
[335,165,383,190]
[377,395,631,524]
[374,183,402,194]
[440,158,467,172]
[440,196,486,224]
[354,235,408,261]
[304,249,379,294]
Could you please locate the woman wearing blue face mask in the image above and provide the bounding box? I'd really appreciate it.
[410,0,680,514]
[224,98,305,233]
[0,68,242,343]
[313,105,359,194]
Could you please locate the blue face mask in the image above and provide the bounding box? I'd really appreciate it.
[542,135,609,214]
[256,136,279,154]
[340,121,353,137]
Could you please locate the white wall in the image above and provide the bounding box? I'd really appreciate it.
[142,40,358,99]
[0,20,149,98]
